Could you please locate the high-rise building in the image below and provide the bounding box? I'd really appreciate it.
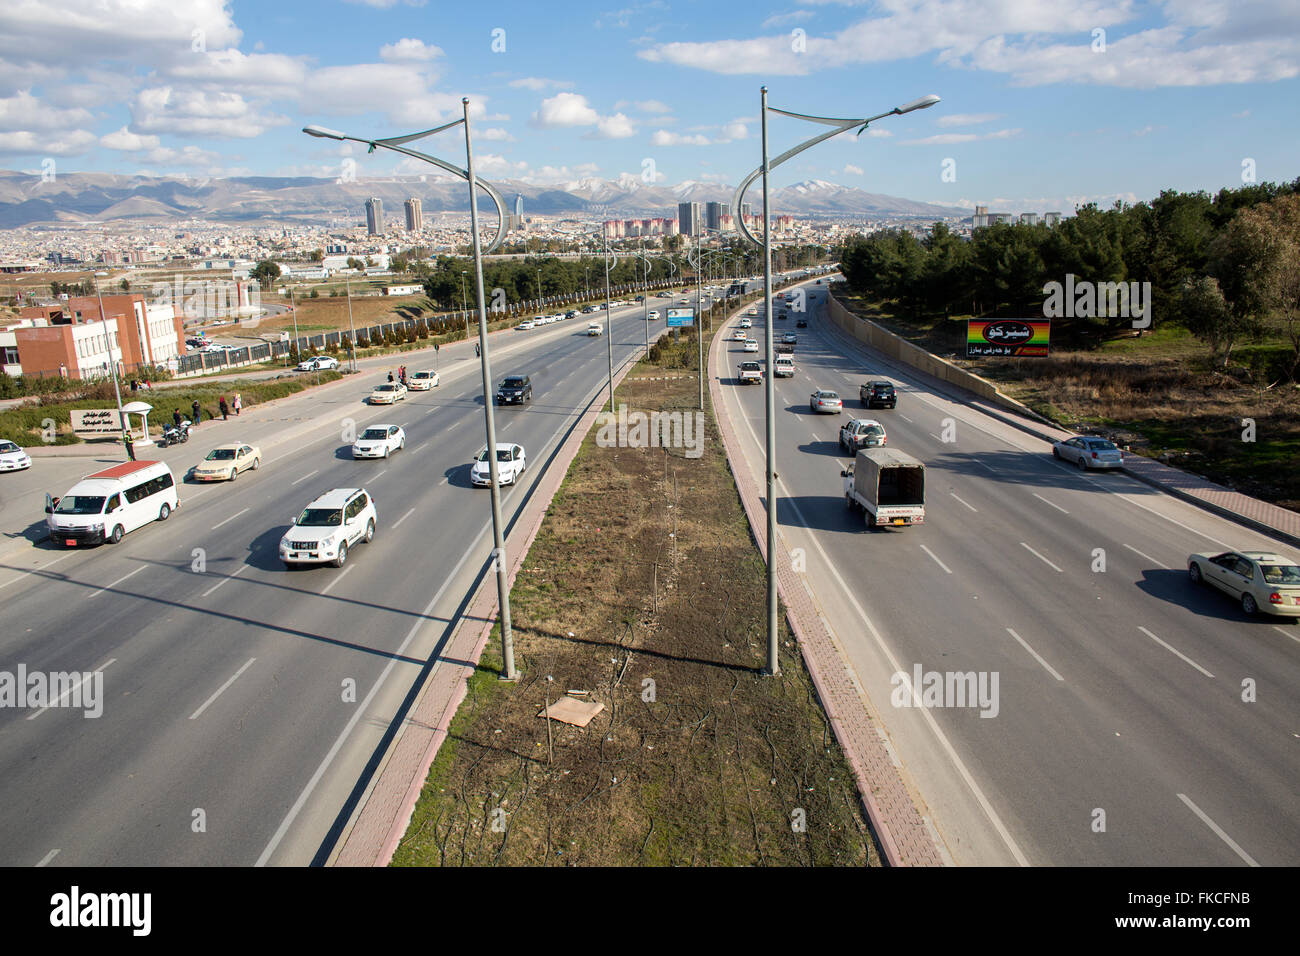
[1020,212,1038,226]
[972,204,989,229]
[514,193,524,217]
[404,198,423,232]
[1043,212,1062,226]
[365,198,384,236]
[677,201,701,237]
[705,201,730,231]
[741,202,752,220]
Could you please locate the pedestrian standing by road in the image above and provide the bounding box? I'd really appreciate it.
[123,430,136,462]
[219,396,229,421]
[192,399,201,425]
[475,342,480,358]
[387,370,394,383]
[173,408,182,427]
[233,392,242,416]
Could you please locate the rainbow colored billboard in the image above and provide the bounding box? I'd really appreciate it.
[967,319,1050,357]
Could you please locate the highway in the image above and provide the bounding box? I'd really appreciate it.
[0,299,676,865]
[711,280,1300,866]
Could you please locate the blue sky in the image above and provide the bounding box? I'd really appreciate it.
[1,0,1297,213]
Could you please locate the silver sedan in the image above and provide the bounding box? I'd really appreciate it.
[810,389,843,414]
[1053,435,1123,470]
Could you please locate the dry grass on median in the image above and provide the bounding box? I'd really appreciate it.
[392,332,877,867]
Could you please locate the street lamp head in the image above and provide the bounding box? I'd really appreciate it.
[894,94,941,115]
[302,125,347,140]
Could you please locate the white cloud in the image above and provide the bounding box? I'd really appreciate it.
[634,99,672,113]
[0,90,93,132]
[477,127,515,141]
[531,92,600,128]
[937,112,1003,127]
[761,11,814,28]
[380,38,444,62]
[0,129,96,156]
[843,163,864,175]
[901,128,1021,145]
[100,127,161,151]
[132,87,285,138]
[651,130,710,146]
[593,112,636,138]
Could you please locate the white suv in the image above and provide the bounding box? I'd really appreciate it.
[280,487,377,568]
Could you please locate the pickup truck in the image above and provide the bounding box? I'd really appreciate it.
[737,361,763,384]
[773,356,795,377]
[587,322,603,336]
[842,447,925,529]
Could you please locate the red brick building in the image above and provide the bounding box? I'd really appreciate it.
[15,294,185,379]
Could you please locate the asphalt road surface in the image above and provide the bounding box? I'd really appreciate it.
[712,280,1299,866]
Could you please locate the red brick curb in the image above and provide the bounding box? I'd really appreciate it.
[706,287,946,867]
[329,343,651,867]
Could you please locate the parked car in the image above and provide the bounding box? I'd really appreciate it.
[369,382,408,404]
[280,487,376,568]
[0,440,32,472]
[496,375,532,405]
[861,380,896,409]
[352,425,405,459]
[566,310,579,319]
[1053,435,1123,470]
[407,370,440,390]
[517,320,536,330]
[296,356,339,371]
[471,443,527,486]
[839,419,887,453]
[191,443,262,482]
[810,389,843,414]
[1188,550,1300,617]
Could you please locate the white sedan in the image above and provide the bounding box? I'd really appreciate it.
[471,443,526,486]
[296,356,339,371]
[743,339,759,352]
[353,424,405,459]
[369,382,408,404]
[1053,435,1123,470]
[0,440,32,472]
[407,370,440,390]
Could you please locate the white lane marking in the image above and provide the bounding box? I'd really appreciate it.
[189,657,257,720]
[718,363,1028,866]
[0,552,75,591]
[1032,493,1069,515]
[409,443,425,454]
[899,414,914,423]
[949,492,978,513]
[1176,793,1259,866]
[446,420,460,430]
[1113,493,1233,549]
[1005,628,1064,682]
[919,544,953,574]
[318,564,354,596]
[256,504,499,867]
[1123,543,1169,569]
[392,506,416,529]
[424,406,437,415]
[438,476,449,485]
[88,566,144,599]
[372,468,388,480]
[201,562,250,598]
[36,849,58,867]
[1020,542,1064,573]
[27,658,117,720]
[1138,626,1214,678]
[291,469,319,486]
[211,507,250,531]
[1274,626,1300,645]
[928,433,941,442]
[974,459,999,474]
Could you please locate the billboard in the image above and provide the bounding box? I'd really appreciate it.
[666,309,694,328]
[967,319,1050,357]
[71,408,123,437]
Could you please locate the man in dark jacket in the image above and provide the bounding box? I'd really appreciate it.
[192,399,201,424]
[218,397,229,421]
[173,408,182,427]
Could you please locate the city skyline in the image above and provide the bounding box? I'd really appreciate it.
[0,1,1295,217]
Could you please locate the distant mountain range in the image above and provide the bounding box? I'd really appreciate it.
[0,170,968,228]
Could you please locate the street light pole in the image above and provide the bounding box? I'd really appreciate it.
[460,270,470,340]
[602,230,616,413]
[93,273,126,447]
[344,274,358,373]
[732,88,940,678]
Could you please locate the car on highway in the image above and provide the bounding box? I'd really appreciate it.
[1053,435,1123,470]
[496,375,532,405]
[587,322,603,336]
[732,328,748,341]
[280,487,376,568]
[861,380,897,409]
[471,443,527,486]
[648,310,661,320]
[739,317,752,328]
[517,320,536,330]
[747,308,758,316]
[0,440,32,472]
[839,419,887,453]
[407,370,440,390]
[1188,550,1300,618]
[773,356,795,378]
[743,339,759,353]
[191,443,262,481]
[296,356,339,371]
[810,389,843,414]
[369,382,408,404]
[352,425,405,459]
[738,361,763,384]
[46,460,178,546]
[796,318,807,328]
[782,332,797,344]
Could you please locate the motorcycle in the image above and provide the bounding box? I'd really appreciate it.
[158,420,191,448]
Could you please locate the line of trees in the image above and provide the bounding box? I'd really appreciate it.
[836,178,1300,368]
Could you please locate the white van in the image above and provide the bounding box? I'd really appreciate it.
[46,460,179,546]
